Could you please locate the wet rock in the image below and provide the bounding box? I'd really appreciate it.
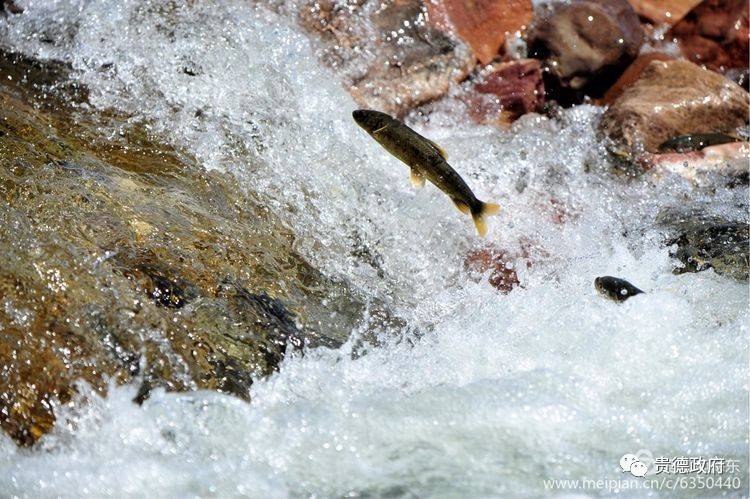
[425,0,533,65]
[657,208,749,280]
[669,224,749,280]
[600,60,750,156]
[658,132,743,153]
[296,0,370,68]
[297,0,474,116]
[648,141,750,187]
[599,52,675,105]
[0,51,374,445]
[0,0,23,14]
[465,246,524,293]
[627,0,702,24]
[461,59,545,126]
[668,0,749,72]
[113,251,202,309]
[528,0,644,103]
[546,198,580,225]
[218,280,304,372]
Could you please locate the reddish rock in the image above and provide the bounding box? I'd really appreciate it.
[465,246,522,293]
[668,0,749,72]
[298,0,474,116]
[527,0,644,102]
[648,141,750,185]
[599,52,675,105]
[600,60,750,156]
[425,0,534,65]
[461,59,545,125]
[548,198,579,225]
[627,0,702,24]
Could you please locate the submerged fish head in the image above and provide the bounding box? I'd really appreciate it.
[594,275,644,302]
[593,276,608,294]
[352,109,393,135]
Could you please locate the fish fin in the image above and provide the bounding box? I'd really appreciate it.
[425,138,448,159]
[481,202,501,216]
[453,199,471,215]
[471,201,501,237]
[410,169,426,189]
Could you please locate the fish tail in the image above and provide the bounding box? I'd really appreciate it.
[471,201,501,237]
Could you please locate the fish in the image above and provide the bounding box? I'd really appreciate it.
[352,109,500,237]
[658,133,742,153]
[594,276,644,303]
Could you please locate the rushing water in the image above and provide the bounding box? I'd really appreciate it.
[1,1,748,497]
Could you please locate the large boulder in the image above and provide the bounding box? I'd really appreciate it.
[0,50,371,446]
[528,0,644,103]
[599,60,750,156]
[599,53,675,104]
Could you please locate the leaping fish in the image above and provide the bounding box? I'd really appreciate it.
[353,109,501,237]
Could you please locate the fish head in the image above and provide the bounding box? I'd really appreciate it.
[593,276,608,294]
[352,109,392,135]
[594,276,622,301]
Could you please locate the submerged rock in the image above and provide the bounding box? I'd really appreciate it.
[657,208,749,281]
[668,0,749,72]
[461,59,545,126]
[0,50,374,445]
[297,0,474,116]
[600,60,750,156]
[465,245,528,293]
[528,0,644,103]
[425,0,533,65]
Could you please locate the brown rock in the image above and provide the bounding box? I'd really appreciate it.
[461,59,545,125]
[669,0,749,72]
[600,60,750,155]
[528,0,644,101]
[425,0,533,65]
[465,246,522,293]
[298,0,475,116]
[599,52,675,104]
[0,50,374,446]
[627,0,702,24]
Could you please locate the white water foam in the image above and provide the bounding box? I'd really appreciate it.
[1,1,748,497]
